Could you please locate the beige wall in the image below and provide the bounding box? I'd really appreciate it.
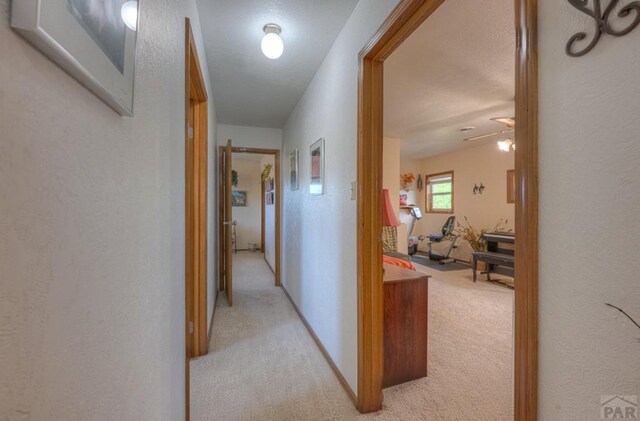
[383,138,401,218]
[383,138,407,253]
[409,142,515,260]
[232,157,262,250]
[0,0,216,419]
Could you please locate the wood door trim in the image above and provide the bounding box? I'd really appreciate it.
[356,0,538,418]
[228,147,281,287]
[224,140,233,306]
[185,17,209,421]
[261,177,265,252]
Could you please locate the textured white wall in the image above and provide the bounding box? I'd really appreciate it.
[231,158,262,250]
[538,1,640,419]
[0,0,216,419]
[281,0,401,394]
[261,154,277,270]
[217,124,282,150]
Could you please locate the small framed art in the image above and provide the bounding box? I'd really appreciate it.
[309,138,325,195]
[231,191,247,207]
[290,149,299,191]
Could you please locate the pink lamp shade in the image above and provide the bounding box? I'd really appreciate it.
[382,189,401,227]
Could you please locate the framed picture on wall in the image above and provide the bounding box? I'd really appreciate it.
[232,191,247,207]
[507,169,516,204]
[290,149,299,191]
[309,138,325,195]
[11,0,140,116]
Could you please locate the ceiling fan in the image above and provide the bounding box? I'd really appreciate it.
[463,117,515,142]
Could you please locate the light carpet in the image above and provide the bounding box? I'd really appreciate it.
[191,252,513,421]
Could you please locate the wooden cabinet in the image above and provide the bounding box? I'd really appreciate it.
[383,263,430,388]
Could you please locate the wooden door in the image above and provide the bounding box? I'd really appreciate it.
[219,139,233,306]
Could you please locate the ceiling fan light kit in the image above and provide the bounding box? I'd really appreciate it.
[463,116,517,150]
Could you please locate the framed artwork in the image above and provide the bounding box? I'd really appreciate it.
[11,0,140,116]
[309,138,325,195]
[266,192,274,205]
[231,191,247,207]
[290,149,299,191]
[507,169,516,204]
[265,177,274,192]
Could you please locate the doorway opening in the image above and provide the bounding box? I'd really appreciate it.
[356,1,538,420]
[218,143,281,307]
[184,17,209,421]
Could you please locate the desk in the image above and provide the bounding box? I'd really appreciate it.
[383,263,430,388]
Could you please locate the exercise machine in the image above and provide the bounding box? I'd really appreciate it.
[407,207,422,255]
[419,216,458,264]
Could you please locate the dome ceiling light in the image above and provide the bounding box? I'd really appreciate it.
[121,1,138,31]
[261,24,284,60]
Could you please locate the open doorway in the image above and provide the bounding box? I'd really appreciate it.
[356,0,537,419]
[218,144,281,307]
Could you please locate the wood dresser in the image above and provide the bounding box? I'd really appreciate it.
[383,263,430,388]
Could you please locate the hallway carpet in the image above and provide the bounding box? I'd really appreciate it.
[191,253,513,421]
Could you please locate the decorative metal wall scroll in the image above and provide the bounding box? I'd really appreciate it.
[566,0,640,57]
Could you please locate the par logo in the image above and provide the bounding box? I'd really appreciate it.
[601,395,638,419]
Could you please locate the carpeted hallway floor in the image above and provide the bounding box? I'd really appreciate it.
[191,252,513,420]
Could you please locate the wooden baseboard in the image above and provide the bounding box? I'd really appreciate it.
[264,256,275,274]
[280,284,357,404]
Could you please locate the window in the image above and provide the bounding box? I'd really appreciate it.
[426,171,454,213]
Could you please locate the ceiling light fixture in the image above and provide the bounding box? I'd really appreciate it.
[498,139,515,152]
[261,24,284,59]
[121,1,138,31]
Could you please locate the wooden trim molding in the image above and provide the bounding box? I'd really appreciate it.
[514,0,539,419]
[281,285,357,405]
[356,0,538,418]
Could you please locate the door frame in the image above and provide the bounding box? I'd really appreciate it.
[356,0,538,419]
[218,146,282,287]
[184,17,209,421]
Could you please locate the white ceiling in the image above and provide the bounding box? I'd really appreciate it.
[384,0,515,159]
[196,0,359,128]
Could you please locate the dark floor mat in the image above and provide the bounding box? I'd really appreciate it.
[411,254,471,271]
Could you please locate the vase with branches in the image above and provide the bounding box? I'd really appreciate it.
[454,216,511,252]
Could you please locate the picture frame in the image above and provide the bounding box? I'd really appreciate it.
[11,0,140,116]
[265,177,274,192]
[309,138,325,195]
[289,149,299,191]
[231,191,247,207]
[507,169,516,204]
[266,191,274,205]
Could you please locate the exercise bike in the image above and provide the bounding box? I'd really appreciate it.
[415,215,459,264]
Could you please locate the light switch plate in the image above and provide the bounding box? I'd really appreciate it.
[351,181,357,200]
